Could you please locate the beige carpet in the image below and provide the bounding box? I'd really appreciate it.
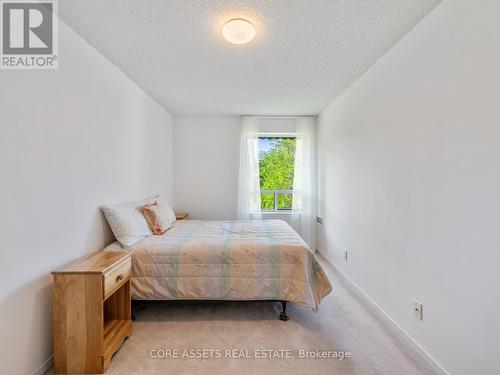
[47,257,436,375]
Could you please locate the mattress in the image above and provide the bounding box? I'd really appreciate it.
[104,220,332,311]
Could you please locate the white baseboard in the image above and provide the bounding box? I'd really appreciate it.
[317,250,449,375]
[32,355,53,375]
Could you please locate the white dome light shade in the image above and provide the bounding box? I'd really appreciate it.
[222,19,256,45]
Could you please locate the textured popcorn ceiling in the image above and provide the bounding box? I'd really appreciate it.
[59,0,441,115]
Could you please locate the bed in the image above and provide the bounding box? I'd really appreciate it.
[104,219,332,319]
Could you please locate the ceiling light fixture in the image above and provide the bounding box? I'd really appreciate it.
[222,19,256,45]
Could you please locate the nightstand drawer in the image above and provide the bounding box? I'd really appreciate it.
[103,257,131,300]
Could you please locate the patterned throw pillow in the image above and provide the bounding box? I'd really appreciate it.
[142,199,176,235]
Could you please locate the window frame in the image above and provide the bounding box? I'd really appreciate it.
[258,133,297,212]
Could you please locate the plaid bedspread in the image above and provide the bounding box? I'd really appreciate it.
[105,220,332,311]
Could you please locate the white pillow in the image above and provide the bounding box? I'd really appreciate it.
[101,196,158,247]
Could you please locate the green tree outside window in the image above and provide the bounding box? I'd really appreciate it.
[258,137,296,210]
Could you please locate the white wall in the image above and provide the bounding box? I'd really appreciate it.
[173,116,241,219]
[0,21,174,375]
[316,0,500,374]
[173,116,298,223]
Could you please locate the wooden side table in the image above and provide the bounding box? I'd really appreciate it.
[52,251,132,374]
[175,213,189,220]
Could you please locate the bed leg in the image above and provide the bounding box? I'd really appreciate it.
[131,301,137,321]
[279,301,289,321]
[131,300,145,321]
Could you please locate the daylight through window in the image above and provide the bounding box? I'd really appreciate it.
[258,137,296,211]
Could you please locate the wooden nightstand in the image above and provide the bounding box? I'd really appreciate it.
[175,213,189,220]
[52,251,132,374]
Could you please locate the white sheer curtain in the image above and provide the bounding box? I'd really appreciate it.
[237,116,262,219]
[292,117,316,249]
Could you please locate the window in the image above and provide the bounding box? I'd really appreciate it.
[258,136,296,211]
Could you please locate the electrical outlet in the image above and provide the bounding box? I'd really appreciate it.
[413,300,423,321]
[344,249,348,262]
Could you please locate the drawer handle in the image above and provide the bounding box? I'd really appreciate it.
[116,274,124,282]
